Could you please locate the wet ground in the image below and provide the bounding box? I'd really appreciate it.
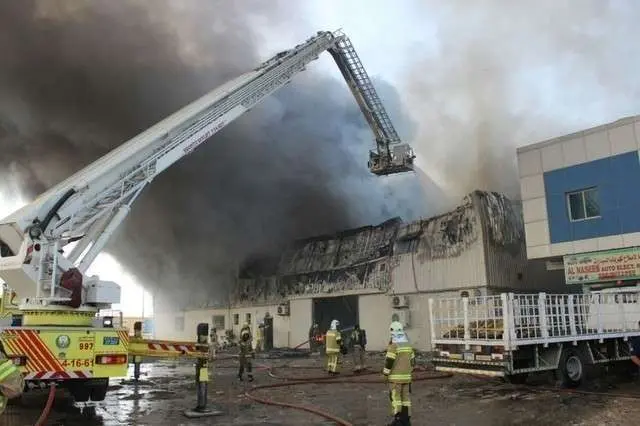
[1,352,640,425]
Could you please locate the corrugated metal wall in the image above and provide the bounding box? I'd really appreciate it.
[476,192,566,293]
[390,193,488,293]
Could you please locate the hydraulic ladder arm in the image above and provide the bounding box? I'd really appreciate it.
[328,32,415,176]
[0,30,415,311]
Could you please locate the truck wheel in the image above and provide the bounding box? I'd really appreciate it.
[504,373,528,384]
[89,379,109,401]
[557,349,584,388]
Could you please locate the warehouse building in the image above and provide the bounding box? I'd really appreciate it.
[517,115,640,291]
[154,190,564,351]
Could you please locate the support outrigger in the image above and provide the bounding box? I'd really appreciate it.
[127,321,220,418]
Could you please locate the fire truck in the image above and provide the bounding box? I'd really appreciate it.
[0,30,415,402]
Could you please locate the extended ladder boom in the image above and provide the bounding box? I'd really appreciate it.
[0,30,415,308]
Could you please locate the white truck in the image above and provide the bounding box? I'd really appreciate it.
[428,286,640,386]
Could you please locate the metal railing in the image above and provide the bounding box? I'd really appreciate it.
[429,289,640,350]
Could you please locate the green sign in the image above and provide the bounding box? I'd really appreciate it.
[564,247,640,285]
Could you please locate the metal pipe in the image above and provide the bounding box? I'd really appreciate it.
[50,241,59,298]
[77,184,145,273]
[67,212,111,263]
[77,206,129,273]
[35,244,46,299]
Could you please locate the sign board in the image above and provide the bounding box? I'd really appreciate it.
[564,247,640,285]
[142,319,154,335]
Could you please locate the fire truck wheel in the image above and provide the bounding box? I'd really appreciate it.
[89,378,109,401]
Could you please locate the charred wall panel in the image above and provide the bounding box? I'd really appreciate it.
[390,193,487,293]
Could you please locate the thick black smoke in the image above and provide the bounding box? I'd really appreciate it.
[0,0,427,309]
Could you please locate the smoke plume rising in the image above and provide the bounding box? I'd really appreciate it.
[405,0,640,200]
[0,0,428,310]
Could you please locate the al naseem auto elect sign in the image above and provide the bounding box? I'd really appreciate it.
[564,247,640,285]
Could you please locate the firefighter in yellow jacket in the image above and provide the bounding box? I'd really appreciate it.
[383,321,415,426]
[325,319,342,375]
[0,351,24,415]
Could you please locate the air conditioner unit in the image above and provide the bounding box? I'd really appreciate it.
[390,295,410,309]
[391,310,411,329]
[277,303,290,316]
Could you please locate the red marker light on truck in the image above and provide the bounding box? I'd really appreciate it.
[95,355,127,365]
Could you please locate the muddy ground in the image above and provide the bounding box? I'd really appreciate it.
[1,351,640,426]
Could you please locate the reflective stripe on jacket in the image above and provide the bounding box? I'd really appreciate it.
[382,342,414,384]
[0,360,17,382]
[325,330,342,354]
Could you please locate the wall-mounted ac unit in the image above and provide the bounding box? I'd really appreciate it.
[390,295,410,309]
[391,310,411,329]
[277,303,290,316]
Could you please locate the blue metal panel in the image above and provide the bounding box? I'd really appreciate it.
[544,151,640,243]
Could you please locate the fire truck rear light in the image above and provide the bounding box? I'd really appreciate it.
[9,356,27,366]
[95,354,127,365]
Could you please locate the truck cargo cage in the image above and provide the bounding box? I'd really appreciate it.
[429,289,640,351]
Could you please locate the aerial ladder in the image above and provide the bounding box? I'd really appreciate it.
[0,30,415,405]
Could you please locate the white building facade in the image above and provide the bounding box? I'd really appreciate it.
[517,115,640,291]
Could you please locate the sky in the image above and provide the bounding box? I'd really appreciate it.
[1,1,639,316]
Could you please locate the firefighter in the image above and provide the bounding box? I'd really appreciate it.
[350,323,367,373]
[0,354,23,415]
[209,327,218,360]
[383,321,415,426]
[255,321,265,353]
[325,319,342,375]
[238,323,254,382]
[309,323,320,352]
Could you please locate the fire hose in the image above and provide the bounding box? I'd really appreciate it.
[243,364,453,426]
[34,384,56,426]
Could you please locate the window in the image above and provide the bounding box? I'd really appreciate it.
[233,314,239,325]
[174,316,184,332]
[212,315,225,330]
[567,188,600,221]
[245,313,252,325]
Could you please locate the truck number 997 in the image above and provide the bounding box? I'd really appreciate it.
[79,342,94,350]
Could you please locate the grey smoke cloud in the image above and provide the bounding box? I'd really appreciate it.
[405,0,640,200]
[0,0,429,309]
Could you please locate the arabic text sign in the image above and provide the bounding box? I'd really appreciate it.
[564,248,640,285]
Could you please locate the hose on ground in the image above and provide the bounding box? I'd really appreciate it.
[244,363,453,425]
[34,384,56,426]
